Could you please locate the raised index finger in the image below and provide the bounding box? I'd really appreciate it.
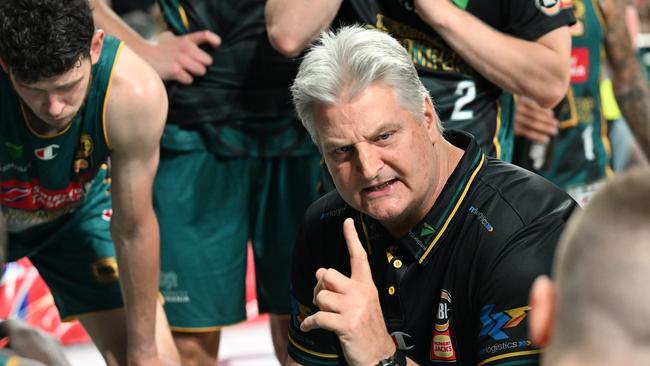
[342,218,372,283]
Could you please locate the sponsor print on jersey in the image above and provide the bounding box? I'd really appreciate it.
[5,142,23,159]
[535,0,571,16]
[1,179,85,210]
[479,304,530,341]
[431,290,457,362]
[469,206,494,232]
[571,48,590,83]
[391,331,415,351]
[374,14,472,75]
[34,144,60,160]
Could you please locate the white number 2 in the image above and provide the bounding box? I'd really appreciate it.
[451,80,476,121]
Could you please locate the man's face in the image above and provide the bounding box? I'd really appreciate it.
[315,83,442,232]
[2,31,103,131]
[9,60,92,130]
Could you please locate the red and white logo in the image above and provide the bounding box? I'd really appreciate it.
[101,209,113,222]
[570,48,590,83]
[34,145,60,160]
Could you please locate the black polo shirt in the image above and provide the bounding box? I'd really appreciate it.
[288,130,577,366]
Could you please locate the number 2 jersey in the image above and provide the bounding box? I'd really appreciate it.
[336,0,575,161]
[288,130,578,366]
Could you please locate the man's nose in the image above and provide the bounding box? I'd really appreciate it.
[356,144,383,180]
[46,94,65,117]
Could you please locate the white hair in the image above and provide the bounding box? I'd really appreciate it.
[291,25,441,144]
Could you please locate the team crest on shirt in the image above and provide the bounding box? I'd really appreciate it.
[74,134,93,173]
[430,290,457,362]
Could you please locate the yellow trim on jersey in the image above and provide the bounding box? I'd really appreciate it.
[478,349,542,366]
[558,88,580,129]
[492,100,502,159]
[600,113,615,177]
[102,41,125,151]
[419,154,485,264]
[179,5,190,31]
[170,325,225,333]
[20,101,73,138]
[592,0,606,31]
[6,356,20,366]
[288,334,341,359]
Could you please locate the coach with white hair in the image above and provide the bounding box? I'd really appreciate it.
[286,26,578,366]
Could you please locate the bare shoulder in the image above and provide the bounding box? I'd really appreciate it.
[105,44,168,153]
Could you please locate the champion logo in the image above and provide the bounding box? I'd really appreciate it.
[34,145,60,160]
[101,209,113,222]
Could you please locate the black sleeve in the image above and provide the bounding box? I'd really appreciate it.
[288,211,346,366]
[503,0,576,40]
[473,216,565,366]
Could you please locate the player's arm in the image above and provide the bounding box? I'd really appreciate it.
[105,42,168,365]
[265,0,342,57]
[414,0,571,109]
[90,0,221,84]
[602,0,650,160]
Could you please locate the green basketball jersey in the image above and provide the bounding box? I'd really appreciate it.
[155,0,315,157]
[0,36,122,232]
[156,0,298,125]
[514,0,613,191]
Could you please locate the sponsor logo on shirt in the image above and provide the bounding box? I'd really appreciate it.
[430,290,457,362]
[1,187,31,203]
[535,0,571,15]
[319,206,346,220]
[5,142,23,159]
[391,331,415,351]
[469,206,494,232]
[479,304,531,341]
[570,48,590,83]
[34,144,59,160]
[479,340,532,356]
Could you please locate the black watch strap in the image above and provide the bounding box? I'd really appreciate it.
[375,349,407,366]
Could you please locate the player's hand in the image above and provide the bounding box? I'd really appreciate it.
[514,95,559,143]
[0,319,70,366]
[300,218,396,366]
[142,30,221,84]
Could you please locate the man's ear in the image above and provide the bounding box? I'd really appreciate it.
[423,96,441,143]
[0,58,8,73]
[89,29,105,65]
[528,275,557,347]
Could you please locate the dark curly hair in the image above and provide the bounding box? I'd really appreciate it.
[0,0,95,83]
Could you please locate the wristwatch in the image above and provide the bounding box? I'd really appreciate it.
[375,349,407,366]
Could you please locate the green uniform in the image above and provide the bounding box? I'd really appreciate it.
[0,37,124,318]
[514,0,612,205]
[0,354,18,366]
[154,0,320,329]
[336,0,575,161]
